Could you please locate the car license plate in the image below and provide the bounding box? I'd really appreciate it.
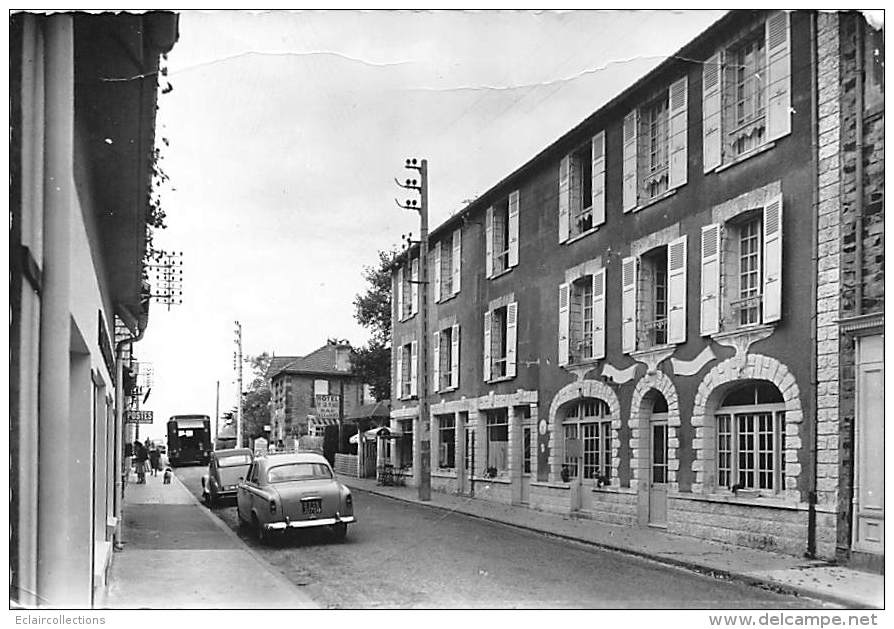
[302,499,322,515]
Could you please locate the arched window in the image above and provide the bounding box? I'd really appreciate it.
[715,381,785,492]
[562,399,611,481]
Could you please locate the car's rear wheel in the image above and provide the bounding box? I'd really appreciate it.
[331,523,348,542]
[204,491,215,508]
[253,514,269,545]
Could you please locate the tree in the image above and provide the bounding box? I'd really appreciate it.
[353,248,398,401]
[241,353,273,444]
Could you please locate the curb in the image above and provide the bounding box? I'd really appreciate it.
[348,483,866,609]
[171,473,321,609]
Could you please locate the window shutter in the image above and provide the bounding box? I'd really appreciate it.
[558,282,570,366]
[765,11,791,141]
[592,269,606,360]
[763,195,783,323]
[622,111,639,212]
[702,52,722,172]
[432,330,441,393]
[396,344,404,398]
[668,76,688,189]
[667,236,688,344]
[410,340,418,397]
[621,256,638,353]
[700,224,721,335]
[483,310,492,381]
[508,190,520,268]
[451,324,460,388]
[452,228,461,294]
[506,301,518,378]
[433,242,442,303]
[558,155,570,242]
[591,132,606,228]
[396,267,405,320]
[485,206,494,278]
[411,257,419,315]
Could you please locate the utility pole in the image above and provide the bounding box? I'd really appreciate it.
[214,379,220,448]
[234,321,243,448]
[396,158,431,501]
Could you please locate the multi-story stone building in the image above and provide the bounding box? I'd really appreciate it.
[9,12,178,606]
[267,342,368,444]
[388,10,883,565]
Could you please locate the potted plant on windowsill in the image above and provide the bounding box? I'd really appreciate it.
[484,466,498,479]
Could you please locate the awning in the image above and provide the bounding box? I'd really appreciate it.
[307,415,339,427]
[348,426,402,444]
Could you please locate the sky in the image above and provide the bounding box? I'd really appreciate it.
[137,9,728,442]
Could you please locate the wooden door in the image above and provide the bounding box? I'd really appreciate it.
[649,416,668,527]
[854,334,884,554]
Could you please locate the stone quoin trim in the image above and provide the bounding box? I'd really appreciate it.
[628,370,681,491]
[548,379,621,483]
[691,354,802,501]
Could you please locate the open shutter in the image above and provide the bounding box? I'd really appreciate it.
[396,344,404,398]
[485,206,494,278]
[700,224,721,335]
[591,132,606,228]
[410,340,418,397]
[592,269,606,360]
[667,236,688,343]
[432,331,441,393]
[762,195,783,323]
[558,155,570,242]
[508,190,520,268]
[558,282,570,366]
[506,301,518,378]
[432,242,442,303]
[622,110,638,212]
[451,324,460,388]
[396,267,405,320]
[483,310,492,382]
[765,11,791,141]
[410,257,419,315]
[702,52,722,172]
[452,228,461,294]
[668,76,688,189]
[621,256,638,353]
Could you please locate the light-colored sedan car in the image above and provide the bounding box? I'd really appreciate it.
[236,452,355,544]
[201,448,253,507]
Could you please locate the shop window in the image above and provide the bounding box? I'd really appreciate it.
[562,399,611,481]
[715,382,785,492]
[437,415,455,469]
[485,409,509,473]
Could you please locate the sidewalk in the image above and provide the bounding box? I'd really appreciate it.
[341,475,884,609]
[98,470,318,609]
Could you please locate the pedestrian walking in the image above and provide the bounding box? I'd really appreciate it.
[134,440,148,484]
[148,445,161,477]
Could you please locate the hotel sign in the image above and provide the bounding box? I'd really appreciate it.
[315,394,340,420]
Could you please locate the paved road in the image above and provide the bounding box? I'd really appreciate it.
[176,466,816,609]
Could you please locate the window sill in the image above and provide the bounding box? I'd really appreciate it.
[488,267,513,281]
[437,386,459,395]
[433,469,457,478]
[672,490,801,510]
[487,375,515,384]
[630,187,678,213]
[398,395,418,402]
[564,226,600,246]
[399,313,418,324]
[530,480,571,490]
[476,475,512,485]
[436,292,460,306]
[710,141,776,175]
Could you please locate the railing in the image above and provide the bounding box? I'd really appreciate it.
[728,294,763,328]
[640,317,668,347]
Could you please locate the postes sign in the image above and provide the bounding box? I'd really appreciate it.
[125,410,154,424]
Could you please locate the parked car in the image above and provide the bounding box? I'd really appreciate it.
[202,448,253,507]
[236,452,355,544]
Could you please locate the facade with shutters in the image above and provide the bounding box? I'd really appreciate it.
[388,10,883,563]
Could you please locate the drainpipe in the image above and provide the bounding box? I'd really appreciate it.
[806,10,820,559]
[854,18,865,314]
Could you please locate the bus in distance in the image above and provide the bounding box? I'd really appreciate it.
[167,415,212,466]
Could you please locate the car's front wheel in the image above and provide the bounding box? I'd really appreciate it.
[331,522,348,542]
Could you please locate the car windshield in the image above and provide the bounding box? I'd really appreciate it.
[267,462,332,483]
[217,454,251,467]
